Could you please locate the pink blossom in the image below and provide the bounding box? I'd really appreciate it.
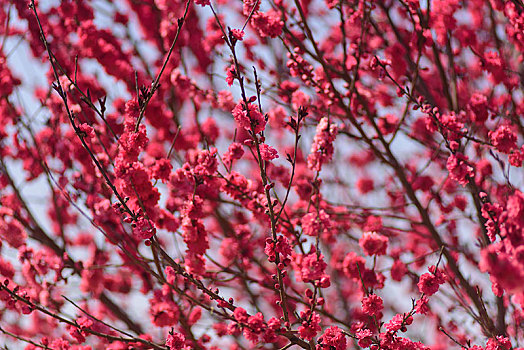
[231,29,245,41]
[232,102,267,134]
[78,123,95,138]
[307,117,338,171]
[295,252,327,282]
[489,125,517,154]
[318,326,346,350]
[259,143,278,161]
[298,312,321,341]
[301,209,332,237]
[362,294,384,316]
[226,64,236,86]
[359,231,388,256]
[417,272,445,296]
[447,153,474,186]
[166,331,186,350]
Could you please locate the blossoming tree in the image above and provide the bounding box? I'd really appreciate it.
[0,0,523,349]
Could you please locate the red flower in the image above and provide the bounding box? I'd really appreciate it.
[446,153,474,186]
[415,296,430,315]
[356,177,374,194]
[362,294,384,317]
[417,272,444,296]
[298,312,321,341]
[78,123,95,138]
[226,64,236,86]
[232,102,267,134]
[359,231,388,256]
[318,326,347,350]
[489,125,517,154]
[307,117,338,171]
[231,29,245,41]
[301,209,332,237]
[259,143,278,161]
[166,331,186,350]
[295,252,327,282]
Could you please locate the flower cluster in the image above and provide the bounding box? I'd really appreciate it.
[307,117,338,172]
